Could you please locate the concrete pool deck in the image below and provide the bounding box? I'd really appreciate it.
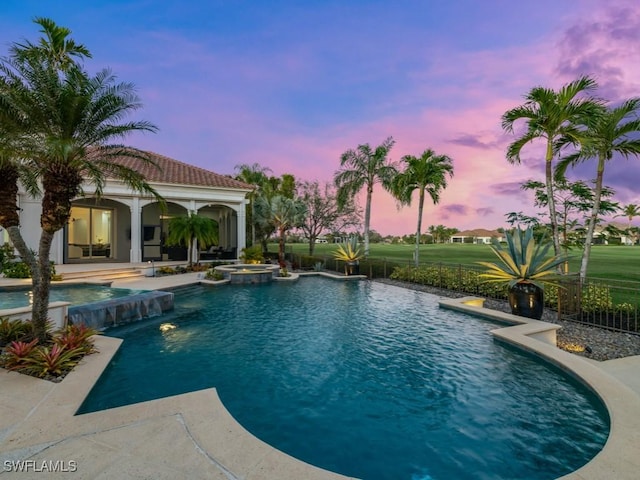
[1,265,640,479]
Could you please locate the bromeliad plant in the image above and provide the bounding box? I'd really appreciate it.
[477,227,567,319]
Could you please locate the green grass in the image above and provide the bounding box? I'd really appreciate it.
[277,242,640,282]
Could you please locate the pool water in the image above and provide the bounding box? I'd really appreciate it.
[0,284,147,309]
[79,279,609,480]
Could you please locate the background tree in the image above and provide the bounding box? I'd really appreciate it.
[391,149,454,266]
[619,203,640,231]
[0,19,161,341]
[166,212,218,266]
[297,180,361,255]
[502,76,602,260]
[234,163,271,247]
[519,178,618,256]
[255,194,306,267]
[334,136,397,257]
[556,98,640,281]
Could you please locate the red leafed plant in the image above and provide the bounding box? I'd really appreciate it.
[3,338,39,370]
[54,324,98,355]
[21,344,84,378]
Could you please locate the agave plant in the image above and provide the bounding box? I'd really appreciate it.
[333,237,363,263]
[333,237,363,275]
[477,228,567,289]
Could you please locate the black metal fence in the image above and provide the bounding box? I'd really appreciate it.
[288,252,640,335]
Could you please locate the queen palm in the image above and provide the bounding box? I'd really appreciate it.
[556,99,640,281]
[0,24,161,341]
[334,136,397,257]
[502,76,602,259]
[166,212,218,266]
[392,149,454,266]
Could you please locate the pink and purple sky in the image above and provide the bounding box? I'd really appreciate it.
[2,1,640,235]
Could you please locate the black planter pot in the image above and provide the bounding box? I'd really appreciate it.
[345,261,360,276]
[508,282,544,320]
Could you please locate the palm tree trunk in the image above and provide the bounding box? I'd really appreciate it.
[278,227,286,267]
[31,230,54,342]
[415,189,425,267]
[364,185,373,257]
[580,156,605,283]
[545,141,562,261]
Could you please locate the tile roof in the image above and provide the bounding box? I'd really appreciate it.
[98,149,253,190]
[453,228,502,237]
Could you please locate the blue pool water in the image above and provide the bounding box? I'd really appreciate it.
[0,284,147,309]
[79,279,609,480]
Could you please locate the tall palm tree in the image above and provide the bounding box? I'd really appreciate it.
[10,17,91,70]
[556,98,640,281]
[502,76,602,259]
[334,136,397,257]
[391,149,454,266]
[0,17,91,264]
[0,26,161,341]
[166,211,218,266]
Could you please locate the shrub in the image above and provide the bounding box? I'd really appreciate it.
[2,260,59,279]
[0,318,34,346]
[581,284,614,313]
[240,245,264,264]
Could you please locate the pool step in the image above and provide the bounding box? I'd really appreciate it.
[60,268,144,282]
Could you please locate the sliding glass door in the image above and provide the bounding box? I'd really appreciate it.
[67,206,113,260]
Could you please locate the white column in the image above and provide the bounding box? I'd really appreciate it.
[236,204,246,254]
[130,198,141,263]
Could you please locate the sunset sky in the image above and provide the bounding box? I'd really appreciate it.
[2,1,639,236]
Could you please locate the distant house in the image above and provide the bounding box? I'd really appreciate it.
[450,229,504,245]
[1,151,253,264]
[593,221,635,246]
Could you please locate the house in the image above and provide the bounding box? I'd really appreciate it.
[450,229,504,245]
[592,221,636,246]
[1,151,253,264]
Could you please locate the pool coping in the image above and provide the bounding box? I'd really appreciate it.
[1,277,638,478]
[439,296,640,480]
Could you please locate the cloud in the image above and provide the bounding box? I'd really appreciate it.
[475,207,494,216]
[555,1,640,100]
[448,134,500,150]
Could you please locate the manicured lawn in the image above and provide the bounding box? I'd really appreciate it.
[278,242,640,282]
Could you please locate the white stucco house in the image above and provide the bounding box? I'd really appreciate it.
[450,229,504,245]
[1,150,253,265]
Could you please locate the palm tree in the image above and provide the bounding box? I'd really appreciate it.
[556,98,640,281]
[10,17,91,70]
[234,163,272,246]
[334,136,397,257]
[166,212,218,266]
[0,17,92,265]
[0,22,161,341]
[502,76,602,259]
[255,194,306,267]
[391,149,454,266]
[620,203,640,231]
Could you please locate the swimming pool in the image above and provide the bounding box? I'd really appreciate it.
[79,279,608,480]
[0,284,147,309]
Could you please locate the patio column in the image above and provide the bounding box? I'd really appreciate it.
[236,203,246,254]
[130,198,142,263]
